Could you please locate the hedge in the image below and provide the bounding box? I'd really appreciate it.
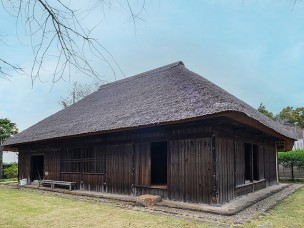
[2,162,18,179]
[278,150,304,181]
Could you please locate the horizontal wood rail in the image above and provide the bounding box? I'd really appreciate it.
[38,180,76,191]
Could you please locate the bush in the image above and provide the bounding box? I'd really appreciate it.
[3,163,18,179]
[278,150,304,181]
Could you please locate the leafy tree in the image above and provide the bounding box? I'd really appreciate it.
[257,103,304,129]
[278,150,304,181]
[277,107,304,128]
[0,118,18,143]
[257,103,275,120]
[0,118,18,179]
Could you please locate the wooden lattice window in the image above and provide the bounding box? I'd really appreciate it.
[61,146,105,174]
[83,147,105,174]
[61,148,82,173]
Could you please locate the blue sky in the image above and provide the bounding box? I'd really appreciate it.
[1,1,304,161]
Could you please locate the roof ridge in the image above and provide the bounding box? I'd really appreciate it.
[98,61,184,91]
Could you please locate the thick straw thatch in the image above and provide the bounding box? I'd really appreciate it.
[4,61,295,147]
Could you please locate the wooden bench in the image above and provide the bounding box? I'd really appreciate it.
[38,180,76,191]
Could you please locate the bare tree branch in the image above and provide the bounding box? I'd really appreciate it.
[0,0,146,83]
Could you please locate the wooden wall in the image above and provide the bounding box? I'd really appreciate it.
[106,144,133,195]
[17,117,280,205]
[168,138,212,204]
[264,144,277,186]
[134,142,151,186]
[215,138,235,204]
[235,141,245,186]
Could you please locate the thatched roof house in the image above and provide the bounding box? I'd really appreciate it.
[4,61,296,205]
[4,61,295,149]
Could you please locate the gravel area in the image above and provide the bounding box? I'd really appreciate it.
[2,183,303,227]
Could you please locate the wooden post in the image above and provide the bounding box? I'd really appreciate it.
[275,142,279,183]
[211,135,219,205]
[0,150,2,179]
[0,137,3,179]
[250,144,253,183]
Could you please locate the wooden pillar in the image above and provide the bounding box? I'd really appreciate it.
[275,142,279,183]
[0,150,3,179]
[250,144,253,183]
[211,135,219,205]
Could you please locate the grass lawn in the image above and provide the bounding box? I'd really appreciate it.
[245,187,304,228]
[0,178,18,184]
[0,185,303,228]
[0,186,211,228]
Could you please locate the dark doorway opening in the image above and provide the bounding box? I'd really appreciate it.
[30,155,44,181]
[244,143,260,183]
[151,142,167,185]
[244,143,251,181]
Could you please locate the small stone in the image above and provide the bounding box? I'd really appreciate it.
[135,194,162,207]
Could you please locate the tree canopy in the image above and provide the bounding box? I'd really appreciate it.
[257,103,304,129]
[0,118,18,144]
[257,103,275,120]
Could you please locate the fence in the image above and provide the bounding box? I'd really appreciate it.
[278,164,304,179]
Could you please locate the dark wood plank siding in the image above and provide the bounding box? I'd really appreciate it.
[82,174,106,192]
[235,141,245,186]
[134,143,151,186]
[216,138,235,204]
[264,144,277,186]
[61,173,81,186]
[258,145,265,180]
[44,149,60,180]
[106,143,133,195]
[18,151,29,180]
[168,138,212,204]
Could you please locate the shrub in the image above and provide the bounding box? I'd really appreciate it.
[3,163,18,179]
[278,150,304,181]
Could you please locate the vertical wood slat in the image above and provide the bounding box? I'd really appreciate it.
[259,145,265,180]
[134,143,151,186]
[168,137,212,204]
[106,143,133,195]
[235,141,245,186]
[215,137,235,204]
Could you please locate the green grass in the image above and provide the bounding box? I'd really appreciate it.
[0,187,211,228]
[0,178,18,184]
[1,186,303,228]
[246,187,304,228]
[279,178,304,183]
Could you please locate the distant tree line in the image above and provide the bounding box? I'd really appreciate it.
[258,103,304,129]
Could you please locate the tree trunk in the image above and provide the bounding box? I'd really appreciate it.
[291,163,294,181]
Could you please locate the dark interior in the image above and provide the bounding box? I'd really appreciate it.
[151,141,167,185]
[244,143,251,181]
[30,155,44,181]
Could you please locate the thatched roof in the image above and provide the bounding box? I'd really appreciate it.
[4,61,296,148]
